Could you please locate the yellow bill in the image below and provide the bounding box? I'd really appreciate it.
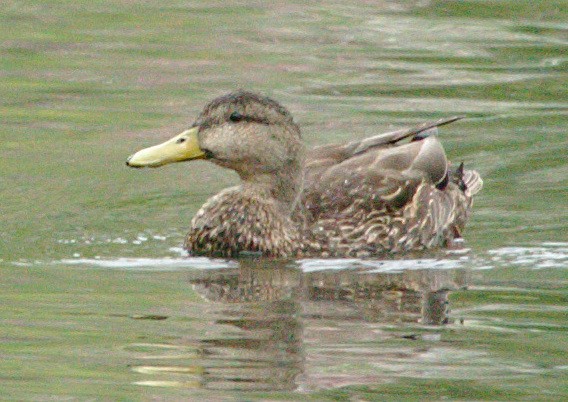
[126,127,204,168]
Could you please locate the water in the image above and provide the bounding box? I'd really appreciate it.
[2,246,567,399]
[1,0,567,400]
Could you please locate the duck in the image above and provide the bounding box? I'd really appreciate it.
[126,90,482,258]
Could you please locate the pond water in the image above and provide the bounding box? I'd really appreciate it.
[1,0,566,400]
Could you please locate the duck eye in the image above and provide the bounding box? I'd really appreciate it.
[176,137,186,144]
[229,111,244,122]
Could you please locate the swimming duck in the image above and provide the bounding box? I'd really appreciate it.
[127,91,482,258]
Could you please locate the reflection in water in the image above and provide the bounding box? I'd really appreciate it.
[190,263,305,391]
[133,260,466,391]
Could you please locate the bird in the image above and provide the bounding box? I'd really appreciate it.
[126,90,482,258]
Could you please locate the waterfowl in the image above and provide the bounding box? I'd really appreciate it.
[127,91,482,258]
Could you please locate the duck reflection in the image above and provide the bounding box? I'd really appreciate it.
[188,261,304,391]
[184,259,467,391]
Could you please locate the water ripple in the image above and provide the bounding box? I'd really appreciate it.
[488,243,568,269]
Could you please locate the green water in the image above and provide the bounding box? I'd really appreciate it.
[1,0,567,400]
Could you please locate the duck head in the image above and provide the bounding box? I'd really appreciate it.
[127,91,305,203]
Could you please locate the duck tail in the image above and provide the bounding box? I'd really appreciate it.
[450,162,483,197]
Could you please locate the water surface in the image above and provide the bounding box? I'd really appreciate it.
[1,0,567,400]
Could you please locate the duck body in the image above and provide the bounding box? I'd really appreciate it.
[127,91,482,258]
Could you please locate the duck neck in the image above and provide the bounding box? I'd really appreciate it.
[239,160,304,215]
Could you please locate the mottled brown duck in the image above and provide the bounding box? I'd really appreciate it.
[127,91,482,258]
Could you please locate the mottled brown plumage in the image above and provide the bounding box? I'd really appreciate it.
[127,91,482,258]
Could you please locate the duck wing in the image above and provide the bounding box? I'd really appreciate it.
[306,116,463,181]
[304,117,465,210]
[300,117,482,254]
[304,134,448,218]
[303,117,482,245]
